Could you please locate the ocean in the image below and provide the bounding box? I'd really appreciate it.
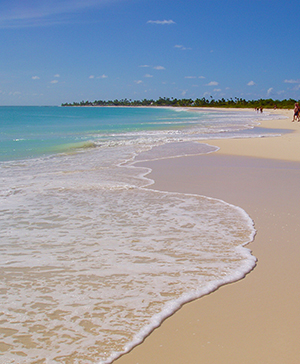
[0,106,284,364]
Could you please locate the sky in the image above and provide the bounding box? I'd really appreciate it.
[0,0,300,105]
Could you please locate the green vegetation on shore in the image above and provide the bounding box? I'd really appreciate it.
[62,97,299,109]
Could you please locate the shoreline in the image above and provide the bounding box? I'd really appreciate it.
[206,108,300,162]
[115,108,300,363]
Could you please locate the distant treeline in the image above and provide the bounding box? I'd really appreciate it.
[62,97,299,109]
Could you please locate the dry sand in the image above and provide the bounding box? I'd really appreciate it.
[115,109,300,364]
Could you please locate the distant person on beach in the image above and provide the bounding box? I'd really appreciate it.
[293,102,299,122]
[260,107,263,113]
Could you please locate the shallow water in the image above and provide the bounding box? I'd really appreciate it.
[0,107,284,363]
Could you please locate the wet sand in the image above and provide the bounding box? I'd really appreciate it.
[115,109,300,364]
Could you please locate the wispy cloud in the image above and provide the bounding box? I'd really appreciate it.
[283,79,300,90]
[9,91,21,96]
[50,80,58,84]
[147,20,175,25]
[0,0,113,28]
[32,76,40,80]
[267,88,273,95]
[139,65,165,70]
[90,74,108,79]
[144,74,153,78]
[185,76,196,79]
[54,74,60,78]
[247,80,255,86]
[284,79,300,84]
[206,81,218,86]
[174,45,191,51]
[134,80,143,84]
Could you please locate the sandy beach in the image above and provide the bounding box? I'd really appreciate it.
[115,108,300,364]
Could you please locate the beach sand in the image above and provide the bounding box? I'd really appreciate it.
[115,109,300,364]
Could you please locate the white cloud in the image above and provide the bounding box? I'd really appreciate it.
[181,90,187,96]
[50,80,58,84]
[267,88,273,95]
[174,44,191,51]
[32,76,40,80]
[54,74,60,78]
[284,79,299,83]
[147,20,175,25]
[144,74,153,78]
[247,80,255,86]
[206,81,218,86]
[213,89,221,92]
[89,75,108,80]
[199,76,205,79]
[9,91,21,96]
[185,76,196,79]
[135,80,143,84]
[138,64,165,71]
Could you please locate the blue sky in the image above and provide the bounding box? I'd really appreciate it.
[0,0,299,105]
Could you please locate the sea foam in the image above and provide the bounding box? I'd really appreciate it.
[0,141,256,364]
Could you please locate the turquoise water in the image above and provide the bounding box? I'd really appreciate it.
[0,106,284,364]
[0,106,208,160]
[0,106,282,161]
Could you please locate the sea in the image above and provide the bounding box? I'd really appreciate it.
[0,106,285,364]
